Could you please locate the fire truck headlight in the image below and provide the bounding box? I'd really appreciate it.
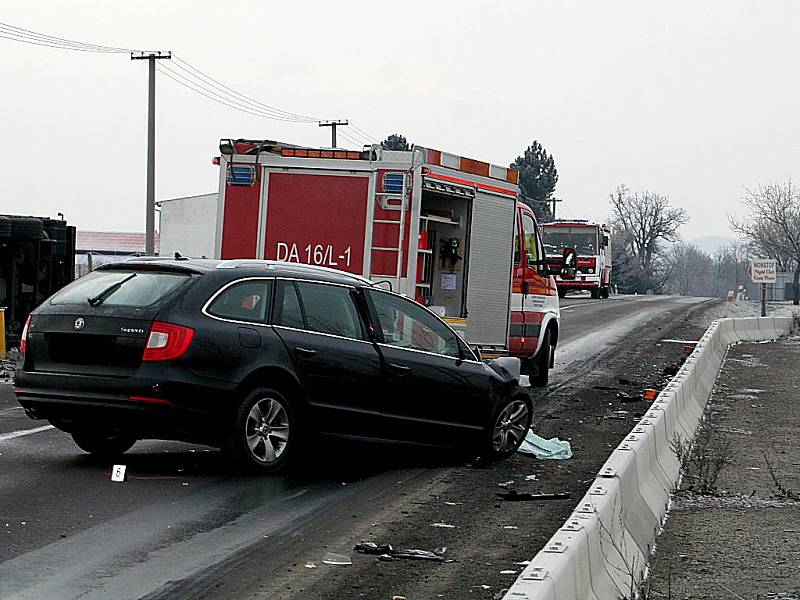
[587,268,594,274]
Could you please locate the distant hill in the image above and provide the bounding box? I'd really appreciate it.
[685,235,738,254]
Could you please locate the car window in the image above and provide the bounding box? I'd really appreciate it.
[522,214,539,267]
[207,280,271,323]
[50,270,189,307]
[273,281,305,329]
[295,282,366,341]
[369,290,461,358]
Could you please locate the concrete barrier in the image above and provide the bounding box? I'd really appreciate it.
[504,316,795,600]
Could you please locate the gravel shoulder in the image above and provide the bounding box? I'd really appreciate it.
[188,300,723,600]
[647,336,800,599]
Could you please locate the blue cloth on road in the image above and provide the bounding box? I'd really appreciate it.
[517,430,572,459]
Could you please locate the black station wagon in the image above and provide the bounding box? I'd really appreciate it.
[15,259,532,472]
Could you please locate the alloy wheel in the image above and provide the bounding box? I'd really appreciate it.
[244,397,290,463]
[492,399,529,454]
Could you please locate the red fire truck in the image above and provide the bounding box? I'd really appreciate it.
[205,139,566,384]
[541,220,612,299]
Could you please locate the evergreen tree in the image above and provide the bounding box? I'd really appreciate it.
[511,141,558,222]
[381,133,410,151]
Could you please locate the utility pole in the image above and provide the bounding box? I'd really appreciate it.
[131,50,171,255]
[550,197,563,219]
[318,120,349,147]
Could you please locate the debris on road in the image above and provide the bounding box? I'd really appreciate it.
[321,552,352,566]
[354,542,448,562]
[497,480,515,488]
[516,430,572,459]
[304,562,317,569]
[430,522,455,528]
[497,490,571,502]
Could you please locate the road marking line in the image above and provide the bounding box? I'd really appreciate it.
[0,425,54,442]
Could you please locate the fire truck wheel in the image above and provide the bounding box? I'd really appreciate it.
[484,392,533,460]
[530,328,553,387]
[601,286,610,299]
[225,386,299,473]
[558,289,567,298]
[590,288,600,299]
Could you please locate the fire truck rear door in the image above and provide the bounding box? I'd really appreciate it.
[465,191,514,349]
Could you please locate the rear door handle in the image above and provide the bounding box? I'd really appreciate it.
[389,363,410,375]
[295,347,317,358]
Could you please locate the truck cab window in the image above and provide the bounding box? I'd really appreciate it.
[513,215,521,266]
[522,214,540,268]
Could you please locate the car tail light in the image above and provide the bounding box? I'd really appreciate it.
[142,322,194,361]
[20,315,32,356]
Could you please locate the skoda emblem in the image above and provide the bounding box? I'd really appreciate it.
[74,318,85,331]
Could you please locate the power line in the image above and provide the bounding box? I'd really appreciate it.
[349,121,379,143]
[0,22,131,52]
[334,127,367,148]
[171,54,318,123]
[156,63,319,123]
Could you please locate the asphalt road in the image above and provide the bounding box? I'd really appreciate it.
[0,293,710,600]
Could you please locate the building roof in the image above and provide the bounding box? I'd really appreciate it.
[76,231,159,255]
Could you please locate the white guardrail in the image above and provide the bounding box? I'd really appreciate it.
[504,316,796,600]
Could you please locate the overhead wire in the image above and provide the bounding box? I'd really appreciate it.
[0,21,380,136]
[348,122,379,143]
[170,54,319,123]
[155,63,314,123]
[325,125,365,148]
[0,22,132,53]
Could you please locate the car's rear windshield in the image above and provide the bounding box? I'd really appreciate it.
[50,270,190,307]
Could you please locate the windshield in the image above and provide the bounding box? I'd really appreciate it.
[542,226,598,256]
[50,270,190,307]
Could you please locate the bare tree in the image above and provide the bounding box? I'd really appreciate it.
[665,243,714,297]
[730,181,800,305]
[609,185,689,294]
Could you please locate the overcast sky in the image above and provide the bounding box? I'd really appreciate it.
[2,1,799,241]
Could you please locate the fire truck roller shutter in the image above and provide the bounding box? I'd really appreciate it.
[465,191,514,348]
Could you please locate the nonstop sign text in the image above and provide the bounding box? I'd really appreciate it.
[749,259,777,284]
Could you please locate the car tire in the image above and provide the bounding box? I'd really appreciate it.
[483,392,533,461]
[530,328,553,387]
[71,430,136,457]
[225,387,297,473]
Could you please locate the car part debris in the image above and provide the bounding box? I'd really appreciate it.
[516,430,572,459]
[304,562,316,569]
[321,552,352,565]
[616,391,639,402]
[497,490,571,502]
[497,480,515,488]
[431,522,455,528]
[355,542,448,562]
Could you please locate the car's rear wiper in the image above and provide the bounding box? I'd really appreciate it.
[87,273,137,306]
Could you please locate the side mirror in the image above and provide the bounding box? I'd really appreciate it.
[561,247,577,279]
[601,235,609,247]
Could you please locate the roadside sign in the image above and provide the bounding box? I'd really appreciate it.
[748,259,777,284]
